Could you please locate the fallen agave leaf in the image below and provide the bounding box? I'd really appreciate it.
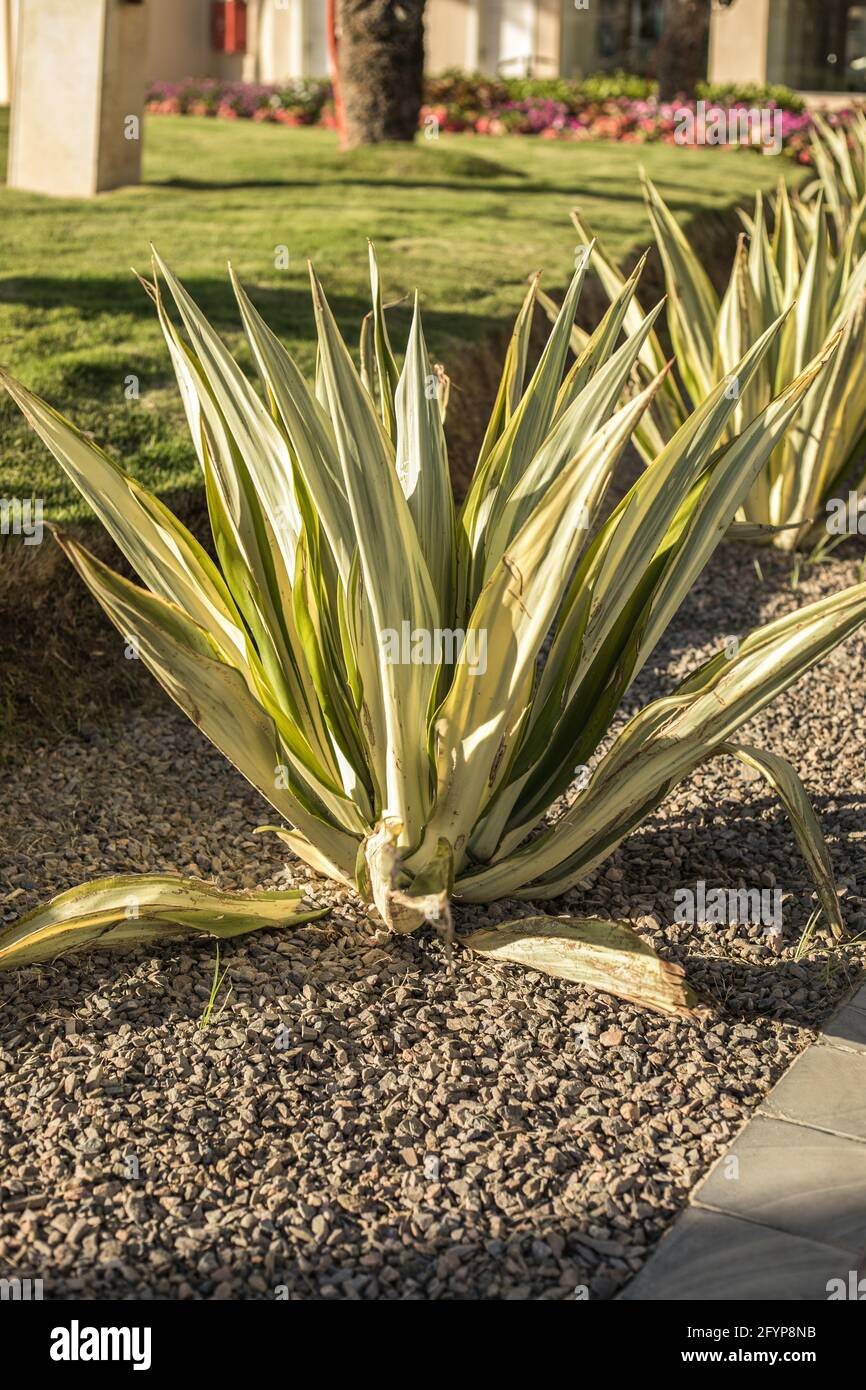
[0,875,329,970]
[462,916,701,1018]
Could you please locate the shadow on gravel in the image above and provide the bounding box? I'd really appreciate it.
[632,790,866,864]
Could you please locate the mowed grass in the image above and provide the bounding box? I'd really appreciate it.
[0,108,797,522]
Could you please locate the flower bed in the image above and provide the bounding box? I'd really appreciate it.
[145,72,858,162]
[145,77,335,126]
[420,96,818,156]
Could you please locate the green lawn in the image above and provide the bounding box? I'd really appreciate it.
[0,109,796,521]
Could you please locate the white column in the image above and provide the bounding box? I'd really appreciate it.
[304,0,328,76]
[465,0,481,70]
[258,0,305,80]
[289,0,303,75]
[0,0,19,105]
[243,0,262,81]
[708,0,772,87]
[9,0,147,198]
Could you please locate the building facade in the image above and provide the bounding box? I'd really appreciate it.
[2,1,865,107]
[708,0,866,99]
[0,0,665,100]
[142,0,329,85]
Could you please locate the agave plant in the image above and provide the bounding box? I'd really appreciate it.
[1,244,864,1017]
[561,175,866,549]
[803,110,866,250]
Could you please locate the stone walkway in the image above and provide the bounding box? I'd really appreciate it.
[620,981,866,1300]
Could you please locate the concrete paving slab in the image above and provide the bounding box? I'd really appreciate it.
[620,979,866,1300]
[619,1208,852,1301]
[822,1004,866,1055]
[760,1042,866,1142]
[693,1115,866,1254]
[849,983,866,1013]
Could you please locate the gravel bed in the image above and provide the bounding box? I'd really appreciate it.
[1,543,865,1301]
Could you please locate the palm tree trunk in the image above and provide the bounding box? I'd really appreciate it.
[338,0,426,148]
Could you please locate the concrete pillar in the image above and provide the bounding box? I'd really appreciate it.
[257,0,301,81]
[242,0,261,81]
[8,0,147,198]
[535,0,562,77]
[425,0,475,75]
[708,0,771,88]
[0,0,19,106]
[560,1,600,81]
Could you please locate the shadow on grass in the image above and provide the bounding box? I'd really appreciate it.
[0,273,507,351]
[145,141,533,190]
[146,174,649,204]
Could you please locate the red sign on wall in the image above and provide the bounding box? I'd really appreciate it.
[211,1,247,54]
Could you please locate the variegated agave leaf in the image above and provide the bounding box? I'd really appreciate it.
[563,175,866,549]
[805,112,866,251]
[0,877,328,970]
[465,918,700,1018]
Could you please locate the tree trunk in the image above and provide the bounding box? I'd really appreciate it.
[654,0,711,101]
[338,1,426,147]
